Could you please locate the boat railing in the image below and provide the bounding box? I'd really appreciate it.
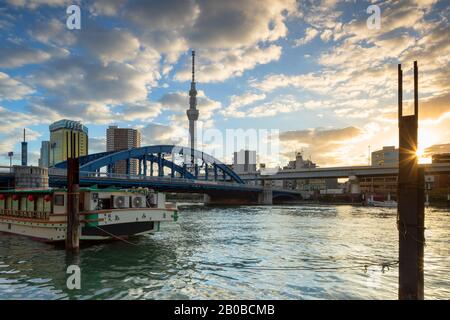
[165,202,177,210]
[0,209,50,220]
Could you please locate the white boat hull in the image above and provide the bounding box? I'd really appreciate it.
[0,208,177,242]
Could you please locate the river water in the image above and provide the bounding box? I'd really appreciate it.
[0,205,449,300]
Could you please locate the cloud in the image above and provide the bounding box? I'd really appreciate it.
[6,0,69,9]
[0,45,51,68]
[320,29,333,42]
[222,92,266,117]
[249,1,449,123]
[0,7,16,30]
[186,0,295,48]
[29,18,76,46]
[280,126,362,142]
[80,27,142,64]
[278,126,366,166]
[0,106,42,133]
[174,45,282,83]
[28,53,159,113]
[140,123,187,146]
[249,70,343,95]
[125,0,199,31]
[121,0,294,82]
[0,72,35,100]
[89,0,126,16]
[89,137,106,154]
[245,95,303,117]
[420,92,450,120]
[119,102,162,122]
[294,27,319,46]
[424,143,450,157]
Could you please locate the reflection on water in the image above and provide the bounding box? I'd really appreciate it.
[0,205,449,299]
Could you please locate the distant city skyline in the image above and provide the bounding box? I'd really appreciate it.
[1,0,449,167]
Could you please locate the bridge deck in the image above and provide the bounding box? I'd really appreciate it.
[240,163,450,180]
[0,167,298,197]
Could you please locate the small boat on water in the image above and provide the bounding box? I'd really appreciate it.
[0,187,177,242]
[367,199,398,208]
[366,193,397,208]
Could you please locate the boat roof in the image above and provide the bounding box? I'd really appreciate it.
[0,188,61,194]
[0,186,149,194]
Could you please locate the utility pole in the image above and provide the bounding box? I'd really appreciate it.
[397,61,425,300]
[8,151,14,172]
[66,132,80,253]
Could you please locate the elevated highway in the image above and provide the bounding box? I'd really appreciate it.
[239,163,450,181]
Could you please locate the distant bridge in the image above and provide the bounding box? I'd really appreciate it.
[46,169,300,204]
[239,163,450,181]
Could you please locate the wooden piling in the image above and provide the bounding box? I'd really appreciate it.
[397,61,425,300]
[66,133,80,253]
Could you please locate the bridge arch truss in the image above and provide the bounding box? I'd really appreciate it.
[55,145,245,184]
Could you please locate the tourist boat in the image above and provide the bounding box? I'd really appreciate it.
[0,187,178,242]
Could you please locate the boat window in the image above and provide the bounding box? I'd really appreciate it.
[54,194,65,206]
[99,198,111,209]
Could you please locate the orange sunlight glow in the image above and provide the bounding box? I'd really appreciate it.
[416,147,432,164]
[417,129,437,164]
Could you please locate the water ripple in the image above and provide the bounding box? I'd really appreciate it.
[0,205,449,299]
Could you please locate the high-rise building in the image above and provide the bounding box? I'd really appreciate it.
[371,146,399,166]
[21,129,28,166]
[106,126,141,175]
[233,150,257,174]
[49,119,89,166]
[38,141,50,167]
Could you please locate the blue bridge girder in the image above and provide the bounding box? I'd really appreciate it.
[47,174,300,200]
[54,145,245,184]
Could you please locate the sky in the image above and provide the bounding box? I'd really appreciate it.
[0,0,449,168]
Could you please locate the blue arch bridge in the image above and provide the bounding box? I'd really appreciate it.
[50,145,300,205]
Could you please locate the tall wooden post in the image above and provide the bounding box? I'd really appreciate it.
[66,132,80,253]
[398,61,425,300]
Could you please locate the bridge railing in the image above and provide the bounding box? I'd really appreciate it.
[49,170,262,189]
[0,166,13,174]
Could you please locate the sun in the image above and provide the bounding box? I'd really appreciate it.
[417,129,438,164]
[416,147,432,164]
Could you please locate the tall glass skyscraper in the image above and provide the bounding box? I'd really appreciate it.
[38,141,50,167]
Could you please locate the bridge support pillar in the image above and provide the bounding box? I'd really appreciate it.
[213,164,218,181]
[150,159,154,176]
[143,156,147,176]
[258,187,273,205]
[348,176,361,194]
